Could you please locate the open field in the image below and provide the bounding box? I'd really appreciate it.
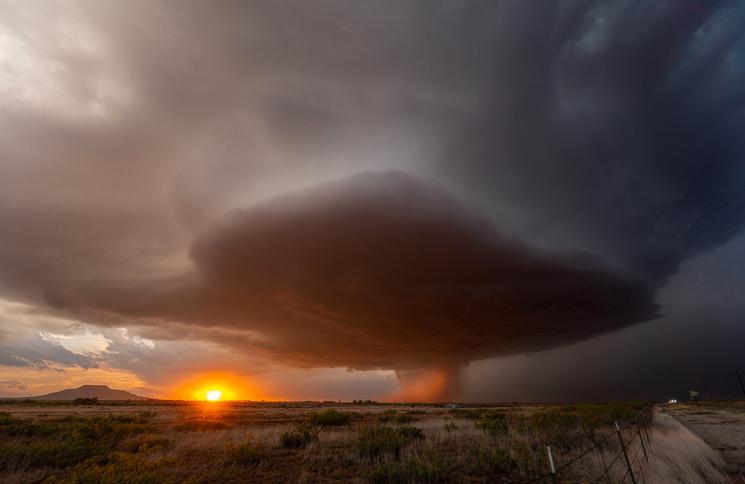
[0,400,732,483]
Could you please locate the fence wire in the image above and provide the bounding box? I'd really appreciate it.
[527,416,653,484]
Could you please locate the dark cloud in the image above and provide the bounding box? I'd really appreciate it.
[437,0,745,284]
[0,0,744,400]
[53,172,657,387]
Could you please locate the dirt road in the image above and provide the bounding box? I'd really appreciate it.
[662,401,745,480]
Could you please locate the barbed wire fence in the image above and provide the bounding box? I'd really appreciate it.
[527,415,653,483]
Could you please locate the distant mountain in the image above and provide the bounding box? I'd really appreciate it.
[33,385,148,401]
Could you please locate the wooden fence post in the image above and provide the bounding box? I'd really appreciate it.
[615,422,637,484]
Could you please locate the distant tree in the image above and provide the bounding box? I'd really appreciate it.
[72,397,98,405]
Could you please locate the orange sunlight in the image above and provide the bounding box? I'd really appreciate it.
[170,372,260,401]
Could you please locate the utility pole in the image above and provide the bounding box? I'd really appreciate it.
[737,370,745,398]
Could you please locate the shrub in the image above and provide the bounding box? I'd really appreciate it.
[0,414,157,471]
[73,397,98,405]
[396,425,424,441]
[475,412,508,436]
[309,410,351,427]
[356,425,424,460]
[575,402,648,428]
[530,410,578,431]
[450,409,483,420]
[173,420,228,432]
[0,440,95,470]
[64,453,179,483]
[229,441,265,467]
[378,414,417,425]
[279,423,318,449]
[463,446,515,476]
[138,411,157,421]
[0,414,44,438]
[529,410,579,445]
[124,434,172,454]
[72,415,151,443]
[364,459,440,484]
[363,442,461,483]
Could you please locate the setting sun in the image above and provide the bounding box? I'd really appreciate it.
[170,371,261,401]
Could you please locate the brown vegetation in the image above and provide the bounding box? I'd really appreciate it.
[0,401,731,483]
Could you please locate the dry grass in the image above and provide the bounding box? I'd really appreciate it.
[663,401,745,480]
[0,401,733,483]
[644,412,727,484]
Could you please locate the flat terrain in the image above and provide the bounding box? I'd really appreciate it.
[663,401,745,480]
[0,400,732,483]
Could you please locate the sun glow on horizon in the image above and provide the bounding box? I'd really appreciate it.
[169,371,263,401]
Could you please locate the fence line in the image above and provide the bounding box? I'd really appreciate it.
[527,415,653,483]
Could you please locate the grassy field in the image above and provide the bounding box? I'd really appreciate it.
[0,400,731,483]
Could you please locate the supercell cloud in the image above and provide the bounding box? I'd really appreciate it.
[1,0,744,399]
[54,172,657,374]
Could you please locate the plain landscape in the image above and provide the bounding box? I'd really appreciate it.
[2,2,745,483]
[1,393,743,483]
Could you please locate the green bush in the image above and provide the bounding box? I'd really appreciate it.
[0,440,95,470]
[0,414,157,471]
[0,415,45,437]
[575,402,647,428]
[529,410,580,445]
[378,414,417,424]
[396,425,424,441]
[229,441,265,467]
[309,409,352,427]
[356,425,424,460]
[72,416,151,443]
[124,434,172,454]
[530,410,578,431]
[64,453,179,484]
[475,412,508,436]
[463,446,515,476]
[279,423,318,449]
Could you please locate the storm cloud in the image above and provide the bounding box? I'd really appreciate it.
[54,172,657,374]
[1,0,745,399]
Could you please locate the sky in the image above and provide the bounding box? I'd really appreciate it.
[1,0,744,402]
